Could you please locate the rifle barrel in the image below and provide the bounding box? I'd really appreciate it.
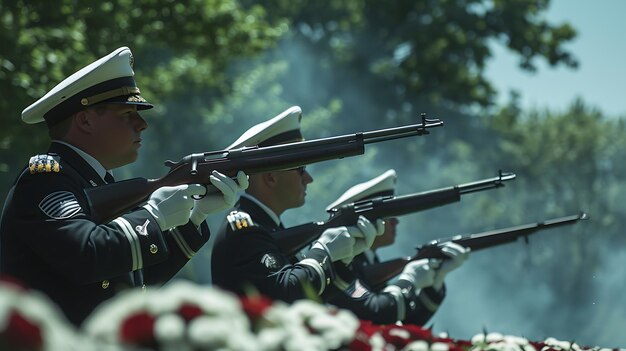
[457,171,516,195]
[86,118,443,224]
[274,172,516,256]
[361,212,588,289]
[361,116,443,144]
[439,211,588,252]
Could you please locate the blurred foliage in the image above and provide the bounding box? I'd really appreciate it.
[248,0,577,113]
[0,0,286,188]
[2,0,626,346]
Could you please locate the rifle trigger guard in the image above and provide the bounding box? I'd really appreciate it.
[192,185,208,200]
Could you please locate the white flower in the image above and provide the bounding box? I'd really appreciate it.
[401,340,430,351]
[256,327,290,351]
[82,288,149,344]
[542,337,582,351]
[503,335,530,346]
[369,332,386,351]
[188,315,238,349]
[252,299,359,351]
[471,332,536,351]
[154,280,243,319]
[154,313,186,346]
[288,300,359,349]
[389,327,411,340]
[472,332,506,344]
[83,281,260,350]
[431,341,449,351]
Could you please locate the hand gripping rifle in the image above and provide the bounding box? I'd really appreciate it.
[273,171,516,256]
[360,212,589,290]
[85,115,443,224]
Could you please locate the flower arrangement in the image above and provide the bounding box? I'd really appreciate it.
[0,279,620,351]
[0,278,79,351]
[83,280,360,351]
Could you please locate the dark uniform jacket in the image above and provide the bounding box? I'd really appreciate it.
[212,196,442,326]
[212,196,336,302]
[326,251,445,326]
[0,142,209,325]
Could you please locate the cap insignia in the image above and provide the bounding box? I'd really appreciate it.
[29,154,61,174]
[127,95,147,103]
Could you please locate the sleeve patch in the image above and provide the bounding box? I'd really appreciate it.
[260,253,282,270]
[29,154,61,174]
[38,191,83,219]
[227,211,255,231]
[346,279,369,298]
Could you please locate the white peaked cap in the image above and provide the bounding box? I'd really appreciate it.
[227,106,303,149]
[326,169,397,211]
[22,46,152,126]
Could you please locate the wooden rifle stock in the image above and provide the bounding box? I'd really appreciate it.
[274,171,516,256]
[361,212,589,290]
[85,116,443,224]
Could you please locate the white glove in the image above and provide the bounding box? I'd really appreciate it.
[311,216,384,263]
[190,171,249,226]
[345,216,385,263]
[397,259,438,290]
[311,226,354,262]
[432,242,470,290]
[143,184,206,231]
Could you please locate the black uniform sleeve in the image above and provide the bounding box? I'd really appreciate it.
[9,171,202,284]
[324,261,444,326]
[211,213,336,302]
[389,279,446,326]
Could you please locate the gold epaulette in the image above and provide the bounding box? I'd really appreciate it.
[28,154,61,174]
[227,210,255,231]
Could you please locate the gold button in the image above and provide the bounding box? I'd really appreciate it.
[149,244,158,254]
[102,280,110,289]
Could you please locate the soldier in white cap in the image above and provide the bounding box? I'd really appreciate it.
[0,47,248,325]
[326,170,401,264]
[211,106,384,301]
[325,170,470,325]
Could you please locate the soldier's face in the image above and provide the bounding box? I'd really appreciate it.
[274,166,314,210]
[86,104,148,169]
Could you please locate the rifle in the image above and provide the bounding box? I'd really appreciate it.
[360,212,588,290]
[85,115,443,223]
[273,171,516,256]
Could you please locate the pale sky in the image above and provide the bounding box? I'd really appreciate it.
[485,0,626,117]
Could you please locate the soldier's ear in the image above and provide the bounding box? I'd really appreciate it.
[73,109,94,134]
[263,172,278,188]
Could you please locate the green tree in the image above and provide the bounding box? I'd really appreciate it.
[0,0,285,197]
[248,0,576,116]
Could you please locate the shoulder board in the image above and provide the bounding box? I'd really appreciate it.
[226,210,255,231]
[28,153,61,174]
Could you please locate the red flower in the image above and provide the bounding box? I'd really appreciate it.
[396,324,434,341]
[177,303,203,322]
[119,311,156,347]
[0,310,43,350]
[0,275,28,291]
[240,295,273,321]
[354,320,381,337]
